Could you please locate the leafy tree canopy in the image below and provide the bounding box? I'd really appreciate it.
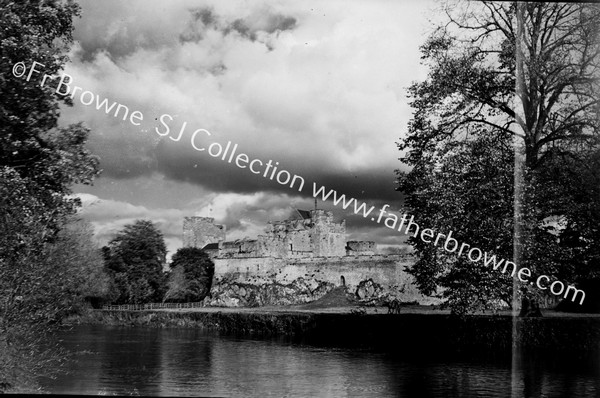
[164,247,215,303]
[103,220,168,304]
[0,0,101,391]
[1,1,99,227]
[403,2,600,166]
[397,1,600,314]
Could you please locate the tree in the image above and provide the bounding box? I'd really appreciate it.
[164,266,189,303]
[0,0,101,392]
[535,148,600,286]
[1,0,99,230]
[103,220,168,304]
[63,218,112,306]
[164,247,214,303]
[397,1,600,314]
[0,206,107,390]
[399,129,515,314]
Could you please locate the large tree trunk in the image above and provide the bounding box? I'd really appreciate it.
[514,3,543,317]
[518,289,543,317]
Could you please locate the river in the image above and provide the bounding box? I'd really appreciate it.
[39,325,600,397]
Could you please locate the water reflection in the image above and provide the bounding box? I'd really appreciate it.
[40,325,599,397]
[512,348,600,398]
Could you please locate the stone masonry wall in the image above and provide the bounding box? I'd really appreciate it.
[207,254,441,307]
[346,241,376,255]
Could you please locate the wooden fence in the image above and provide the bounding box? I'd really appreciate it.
[101,302,205,311]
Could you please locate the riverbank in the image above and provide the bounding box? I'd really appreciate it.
[69,306,600,354]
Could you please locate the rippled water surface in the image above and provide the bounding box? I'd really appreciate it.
[40,325,600,397]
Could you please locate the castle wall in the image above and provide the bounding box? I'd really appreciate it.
[219,239,261,258]
[287,230,312,254]
[310,210,347,257]
[311,231,346,257]
[183,210,440,307]
[346,241,376,255]
[209,254,440,306]
[256,234,288,257]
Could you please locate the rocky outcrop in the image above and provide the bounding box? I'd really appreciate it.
[206,277,336,307]
[206,276,411,308]
[355,279,384,301]
[353,278,407,306]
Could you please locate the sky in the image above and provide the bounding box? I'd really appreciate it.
[61,0,440,257]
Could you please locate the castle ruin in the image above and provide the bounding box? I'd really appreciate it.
[185,209,374,259]
[182,208,438,307]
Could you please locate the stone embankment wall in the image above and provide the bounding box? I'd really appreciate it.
[207,254,441,307]
[84,310,600,354]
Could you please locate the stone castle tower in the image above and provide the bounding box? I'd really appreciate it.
[307,209,346,257]
[182,217,226,249]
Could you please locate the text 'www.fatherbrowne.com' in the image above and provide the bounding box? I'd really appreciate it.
[312,183,586,305]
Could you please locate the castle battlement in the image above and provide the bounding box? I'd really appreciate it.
[182,208,374,259]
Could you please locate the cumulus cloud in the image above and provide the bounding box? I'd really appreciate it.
[64,0,435,247]
[62,0,430,197]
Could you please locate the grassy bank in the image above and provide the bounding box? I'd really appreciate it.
[71,309,600,354]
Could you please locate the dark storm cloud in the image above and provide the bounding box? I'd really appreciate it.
[150,138,403,203]
[86,133,158,179]
[179,7,221,43]
[74,2,298,61]
[226,13,297,42]
[180,6,297,45]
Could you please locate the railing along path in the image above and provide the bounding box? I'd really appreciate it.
[101,302,204,311]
